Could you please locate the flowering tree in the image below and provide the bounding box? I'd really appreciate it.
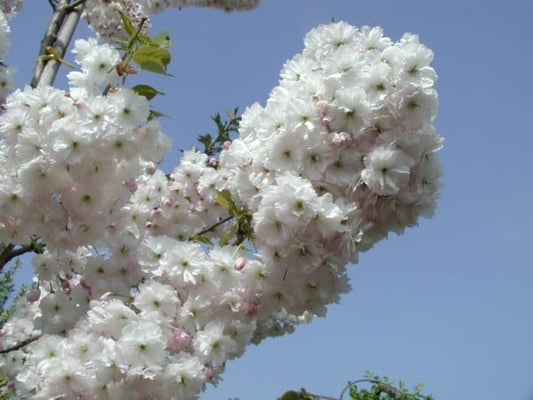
[0,1,443,399]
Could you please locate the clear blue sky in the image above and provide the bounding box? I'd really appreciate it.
[6,1,533,399]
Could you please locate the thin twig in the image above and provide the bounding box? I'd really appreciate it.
[192,215,234,238]
[0,335,42,354]
[47,0,58,11]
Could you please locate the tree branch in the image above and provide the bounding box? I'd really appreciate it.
[66,0,86,11]
[192,215,233,238]
[0,335,42,354]
[31,0,85,87]
[0,240,44,274]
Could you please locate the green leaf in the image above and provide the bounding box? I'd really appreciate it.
[190,235,213,246]
[137,31,171,48]
[137,35,158,47]
[132,84,165,100]
[148,109,167,121]
[118,10,135,37]
[279,390,301,400]
[132,46,171,75]
[215,189,233,209]
[152,30,171,48]
[219,227,233,247]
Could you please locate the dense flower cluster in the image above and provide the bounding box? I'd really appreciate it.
[0,13,442,400]
[0,9,16,102]
[223,23,443,253]
[0,39,170,251]
[84,0,261,39]
[83,0,152,40]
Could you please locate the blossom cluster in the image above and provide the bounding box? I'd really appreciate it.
[0,17,442,400]
[83,0,261,39]
[0,40,170,252]
[223,23,443,252]
[0,9,16,102]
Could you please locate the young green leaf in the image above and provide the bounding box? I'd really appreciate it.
[132,46,171,75]
[132,84,165,100]
[152,30,171,48]
[215,189,233,209]
[148,109,167,121]
[190,235,213,246]
[118,10,136,37]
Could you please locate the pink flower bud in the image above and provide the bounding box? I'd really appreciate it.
[204,366,216,381]
[209,157,218,167]
[26,287,41,303]
[223,140,232,149]
[124,178,138,193]
[234,256,246,271]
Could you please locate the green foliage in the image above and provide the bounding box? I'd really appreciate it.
[132,84,165,100]
[197,108,241,158]
[0,258,26,329]
[277,374,434,400]
[115,11,172,88]
[0,374,14,400]
[279,390,308,400]
[188,109,251,247]
[111,11,173,121]
[344,373,434,400]
[131,45,171,75]
[214,189,253,246]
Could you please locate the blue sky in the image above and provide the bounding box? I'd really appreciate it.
[6,1,533,399]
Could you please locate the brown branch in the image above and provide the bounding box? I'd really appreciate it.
[0,240,44,273]
[0,335,42,354]
[192,215,234,238]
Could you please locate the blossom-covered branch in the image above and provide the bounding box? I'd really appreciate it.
[0,1,443,399]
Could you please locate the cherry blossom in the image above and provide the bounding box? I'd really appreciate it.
[0,5,443,398]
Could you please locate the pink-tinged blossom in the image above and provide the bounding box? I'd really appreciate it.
[361,146,414,195]
[133,281,180,318]
[116,320,166,379]
[193,320,238,365]
[168,327,192,351]
[0,20,443,400]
